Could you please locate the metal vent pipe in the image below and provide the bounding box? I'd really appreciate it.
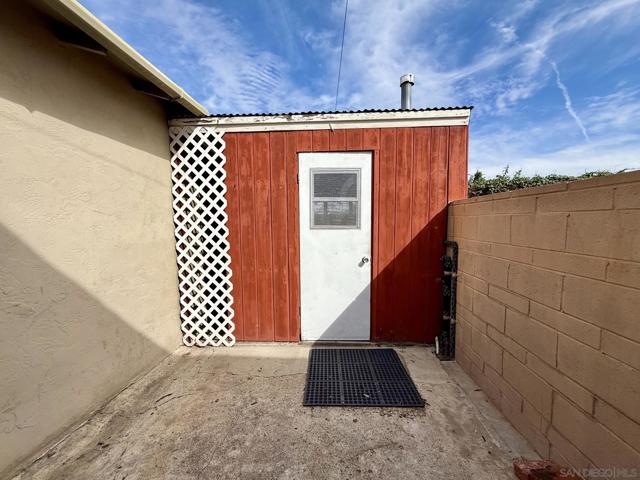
[400,73,415,110]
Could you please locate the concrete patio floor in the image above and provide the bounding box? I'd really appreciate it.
[11,345,537,480]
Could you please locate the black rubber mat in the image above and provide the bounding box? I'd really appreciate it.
[303,348,425,407]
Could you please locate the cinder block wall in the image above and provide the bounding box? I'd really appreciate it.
[448,171,640,471]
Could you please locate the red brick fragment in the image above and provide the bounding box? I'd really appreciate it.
[513,458,582,480]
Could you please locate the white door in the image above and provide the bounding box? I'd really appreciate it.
[299,152,372,341]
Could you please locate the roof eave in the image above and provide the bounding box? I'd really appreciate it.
[169,108,472,132]
[40,0,208,116]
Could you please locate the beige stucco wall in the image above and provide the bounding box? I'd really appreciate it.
[448,171,640,473]
[0,1,181,475]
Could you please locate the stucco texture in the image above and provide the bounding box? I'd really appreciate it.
[0,1,181,475]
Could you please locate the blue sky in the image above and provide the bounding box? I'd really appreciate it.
[83,0,640,177]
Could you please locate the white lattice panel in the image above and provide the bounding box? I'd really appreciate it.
[169,126,235,346]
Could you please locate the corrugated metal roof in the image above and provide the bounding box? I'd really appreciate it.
[172,106,473,119]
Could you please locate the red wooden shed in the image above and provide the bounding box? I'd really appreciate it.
[168,106,471,346]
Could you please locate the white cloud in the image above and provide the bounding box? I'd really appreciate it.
[471,125,640,177]
[584,87,640,133]
[471,89,640,177]
[83,0,332,113]
[85,0,639,113]
[82,0,640,176]
[490,21,518,44]
[145,0,335,113]
[550,61,590,141]
[330,0,453,109]
[325,0,640,114]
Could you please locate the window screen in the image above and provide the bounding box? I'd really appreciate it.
[311,169,360,228]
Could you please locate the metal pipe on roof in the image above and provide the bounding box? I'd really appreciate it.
[400,73,415,110]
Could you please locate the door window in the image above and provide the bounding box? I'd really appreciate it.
[310,169,360,229]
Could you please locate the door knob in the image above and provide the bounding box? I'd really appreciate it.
[361,256,369,264]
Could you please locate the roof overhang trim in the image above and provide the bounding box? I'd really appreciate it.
[169,109,472,132]
[40,0,208,116]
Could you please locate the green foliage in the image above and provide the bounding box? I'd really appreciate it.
[468,167,614,197]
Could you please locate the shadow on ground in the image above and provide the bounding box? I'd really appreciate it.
[11,345,535,480]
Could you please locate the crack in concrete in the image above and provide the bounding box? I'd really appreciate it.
[137,393,197,414]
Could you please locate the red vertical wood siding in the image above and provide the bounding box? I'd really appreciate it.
[224,134,244,340]
[225,126,468,342]
[269,132,289,341]
[409,128,432,341]
[376,129,397,340]
[393,128,414,341]
[253,133,274,341]
[235,133,259,340]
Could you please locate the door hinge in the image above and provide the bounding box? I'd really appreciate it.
[296,174,299,184]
